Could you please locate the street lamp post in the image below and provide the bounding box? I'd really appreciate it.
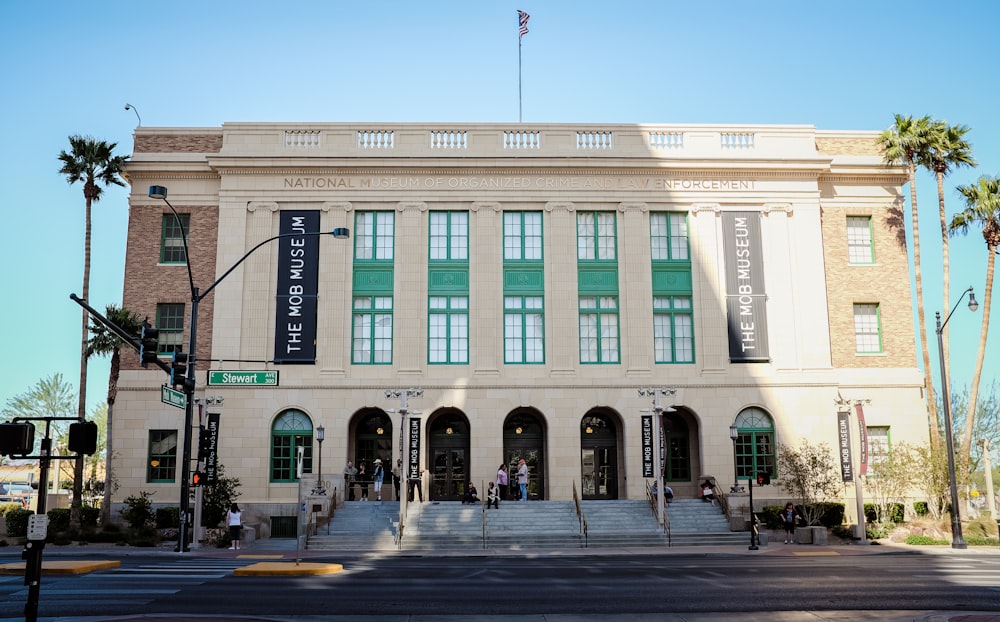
[936,285,978,550]
[728,424,744,494]
[314,425,325,495]
[149,185,349,553]
[638,387,676,529]
[387,388,422,547]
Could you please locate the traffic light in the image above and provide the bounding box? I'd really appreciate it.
[192,471,205,487]
[169,351,188,387]
[0,422,35,456]
[197,426,211,460]
[139,321,160,368]
[756,471,771,486]
[68,421,99,455]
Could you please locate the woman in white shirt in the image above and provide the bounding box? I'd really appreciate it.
[226,503,242,550]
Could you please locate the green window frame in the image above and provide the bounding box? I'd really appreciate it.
[352,296,393,364]
[428,296,469,364]
[430,212,469,261]
[650,212,689,261]
[270,410,314,483]
[653,296,694,363]
[847,216,875,265]
[146,429,178,483]
[579,296,619,363]
[355,211,394,260]
[160,213,190,264]
[504,212,542,260]
[853,303,882,353]
[577,212,616,261]
[733,407,775,479]
[156,303,185,355]
[504,295,544,363]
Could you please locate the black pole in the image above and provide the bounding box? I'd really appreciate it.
[937,310,967,549]
[176,288,198,552]
[23,431,52,622]
[748,476,758,550]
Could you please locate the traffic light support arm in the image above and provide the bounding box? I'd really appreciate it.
[69,294,171,375]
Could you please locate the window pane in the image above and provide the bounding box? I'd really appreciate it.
[854,303,881,353]
[847,216,874,264]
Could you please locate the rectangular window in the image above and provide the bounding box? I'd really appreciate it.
[579,296,619,363]
[156,303,185,355]
[853,303,882,353]
[653,296,694,363]
[160,214,190,264]
[355,211,394,260]
[429,212,469,261]
[429,296,469,364]
[577,212,616,260]
[867,426,890,468]
[650,213,689,261]
[270,433,313,482]
[735,431,775,479]
[352,296,393,363]
[147,430,177,483]
[504,296,544,363]
[504,212,542,260]
[847,216,874,264]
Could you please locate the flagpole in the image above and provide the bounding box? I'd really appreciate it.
[518,37,523,123]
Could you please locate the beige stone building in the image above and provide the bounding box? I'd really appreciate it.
[114,122,925,534]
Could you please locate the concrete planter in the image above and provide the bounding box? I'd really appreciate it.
[794,526,813,544]
[811,526,828,545]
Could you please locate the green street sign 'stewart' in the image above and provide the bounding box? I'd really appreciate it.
[208,370,279,386]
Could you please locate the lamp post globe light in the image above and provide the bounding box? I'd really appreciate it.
[314,425,325,495]
[147,185,349,552]
[936,285,978,550]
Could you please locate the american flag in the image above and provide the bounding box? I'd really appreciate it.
[518,10,530,39]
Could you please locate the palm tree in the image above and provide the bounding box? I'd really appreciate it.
[878,114,940,449]
[86,304,143,525]
[58,136,129,525]
[918,121,976,370]
[950,175,1000,476]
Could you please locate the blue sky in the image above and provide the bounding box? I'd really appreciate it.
[1,1,997,418]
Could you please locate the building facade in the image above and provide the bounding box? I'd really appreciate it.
[115,122,925,531]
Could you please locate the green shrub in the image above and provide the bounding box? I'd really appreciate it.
[120,492,155,530]
[80,507,100,528]
[156,507,179,529]
[866,523,891,539]
[127,526,160,547]
[0,502,23,516]
[913,501,929,517]
[4,508,33,537]
[965,535,1000,546]
[905,534,948,545]
[47,508,71,533]
[831,525,855,540]
[759,502,844,529]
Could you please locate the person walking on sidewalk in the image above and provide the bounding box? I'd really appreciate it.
[226,503,243,550]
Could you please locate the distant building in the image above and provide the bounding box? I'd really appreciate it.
[114,122,925,532]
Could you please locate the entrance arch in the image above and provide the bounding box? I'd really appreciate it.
[427,409,470,501]
[580,410,621,500]
[503,409,546,500]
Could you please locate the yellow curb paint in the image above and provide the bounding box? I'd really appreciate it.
[233,562,344,576]
[793,551,840,556]
[0,560,120,575]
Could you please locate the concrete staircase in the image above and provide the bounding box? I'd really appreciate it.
[306,497,744,551]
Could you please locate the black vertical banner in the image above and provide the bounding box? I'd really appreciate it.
[838,411,854,482]
[407,418,422,480]
[204,413,220,484]
[641,415,654,478]
[274,211,320,363]
[723,212,770,362]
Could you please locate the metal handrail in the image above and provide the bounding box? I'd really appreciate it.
[573,481,588,547]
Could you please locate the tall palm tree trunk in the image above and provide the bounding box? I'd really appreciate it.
[961,248,996,470]
[73,191,93,526]
[100,349,121,525]
[910,163,941,450]
[937,170,951,378]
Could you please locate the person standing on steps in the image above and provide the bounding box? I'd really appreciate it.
[358,462,369,501]
[516,458,529,501]
[226,503,242,550]
[781,502,802,544]
[372,459,384,501]
[496,463,509,501]
[343,460,357,501]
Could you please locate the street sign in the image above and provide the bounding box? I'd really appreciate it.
[27,515,48,540]
[161,385,186,409]
[207,370,279,386]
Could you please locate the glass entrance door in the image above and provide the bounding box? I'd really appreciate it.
[431,448,465,500]
[581,446,617,499]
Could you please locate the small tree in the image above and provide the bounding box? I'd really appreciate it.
[914,442,952,519]
[863,441,919,525]
[200,464,241,528]
[776,440,842,526]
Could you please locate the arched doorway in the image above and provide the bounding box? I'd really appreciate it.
[503,410,546,501]
[428,410,470,501]
[580,411,619,500]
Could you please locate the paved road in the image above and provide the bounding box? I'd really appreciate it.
[1,539,998,622]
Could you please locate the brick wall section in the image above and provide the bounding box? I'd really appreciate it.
[821,203,916,367]
[133,133,223,153]
[121,204,219,373]
[815,137,881,157]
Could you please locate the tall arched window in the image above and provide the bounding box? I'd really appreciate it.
[270,409,314,483]
[733,407,775,479]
